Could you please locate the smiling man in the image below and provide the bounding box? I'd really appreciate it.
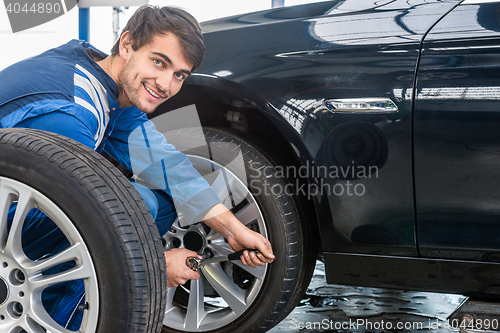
[110,33,191,113]
[0,5,274,331]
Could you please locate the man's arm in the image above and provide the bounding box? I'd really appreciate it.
[203,203,275,267]
[13,111,97,149]
[103,109,221,225]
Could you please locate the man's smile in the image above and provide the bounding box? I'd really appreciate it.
[143,83,164,99]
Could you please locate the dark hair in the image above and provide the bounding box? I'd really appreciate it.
[111,5,205,71]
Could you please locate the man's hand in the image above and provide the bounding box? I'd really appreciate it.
[165,248,201,288]
[228,223,275,268]
[204,204,275,268]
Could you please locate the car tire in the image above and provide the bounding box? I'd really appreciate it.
[160,127,316,333]
[0,128,166,332]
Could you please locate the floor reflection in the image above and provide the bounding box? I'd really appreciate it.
[270,261,464,332]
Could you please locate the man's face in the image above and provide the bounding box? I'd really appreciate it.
[119,32,193,114]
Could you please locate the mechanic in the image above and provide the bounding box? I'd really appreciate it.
[0,5,274,330]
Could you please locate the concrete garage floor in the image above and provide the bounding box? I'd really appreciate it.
[269,261,465,333]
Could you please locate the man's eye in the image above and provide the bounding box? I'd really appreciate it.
[175,73,186,81]
[154,59,163,67]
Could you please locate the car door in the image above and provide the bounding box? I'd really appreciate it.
[414,0,500,261]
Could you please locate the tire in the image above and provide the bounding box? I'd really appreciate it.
[0,128,166,333]
[159,127,316,333]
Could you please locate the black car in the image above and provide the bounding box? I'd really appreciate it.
[152,0,500,332]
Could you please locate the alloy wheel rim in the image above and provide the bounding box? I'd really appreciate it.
[162,155,268,331]
[0,177,99,333]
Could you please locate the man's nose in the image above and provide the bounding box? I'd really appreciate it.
[157,74,172,94]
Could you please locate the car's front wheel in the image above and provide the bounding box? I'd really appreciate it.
[160,128,316,333]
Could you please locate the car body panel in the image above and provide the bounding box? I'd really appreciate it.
[193,0,460,257]
[324,252,500,297]
[414,1,500,262]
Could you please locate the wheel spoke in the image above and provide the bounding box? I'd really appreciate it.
[190,222,206,235]
[205,228,224,241]
[164,218,187,251]
[232,261,266,280]
[207,242,233,256]
[164,287,177,313]
[22,243,86,276]
[201,264,247,316]
[210,169,234,199]
[169,218,186,234]
[30,303,72,333]
[163,287,187,327]
[210,169,248,210]
[234,201,260,226]
[31,265,92,292]
[22,315,49,333]
[208,244,267,280]
[0,182,14,250]
[5,187,34,259]
[184,274,207,330]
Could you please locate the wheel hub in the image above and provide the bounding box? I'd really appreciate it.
[183,231,205,252]
[0,277,8,305]
[0,256,29,326]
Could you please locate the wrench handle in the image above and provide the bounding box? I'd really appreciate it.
[228,249,260,261]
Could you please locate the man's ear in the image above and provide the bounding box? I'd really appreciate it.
[119,31,133,60]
